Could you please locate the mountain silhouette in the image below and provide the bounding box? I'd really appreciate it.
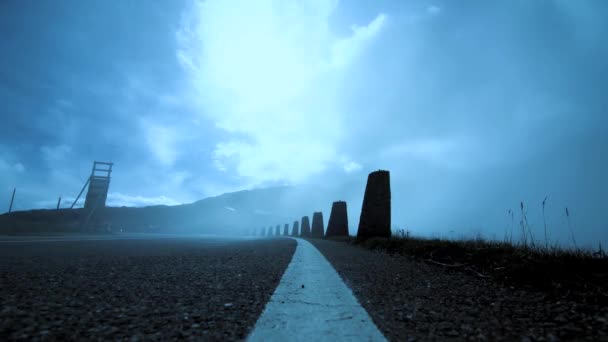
[0,185,338,235]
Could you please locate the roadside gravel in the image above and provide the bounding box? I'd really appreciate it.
[0,237,296,341]
[310,239,608,341]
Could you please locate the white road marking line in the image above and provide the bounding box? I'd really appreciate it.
[248,238,387,342]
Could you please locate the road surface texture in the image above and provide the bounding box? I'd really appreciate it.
[310,239,608,341]
[0,235,296,340]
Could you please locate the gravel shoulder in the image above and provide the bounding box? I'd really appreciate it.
[309,239,608,341]
[0,236,296,341]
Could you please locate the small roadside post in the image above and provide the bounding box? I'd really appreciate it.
[8,187,16,213]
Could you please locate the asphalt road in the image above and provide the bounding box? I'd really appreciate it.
[310,239,608,341]
[2,235,606,341]
[0,234,296,340]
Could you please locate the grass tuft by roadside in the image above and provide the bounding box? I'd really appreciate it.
[325,234,608,305]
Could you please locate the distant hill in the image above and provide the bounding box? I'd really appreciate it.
[0,185,340,235]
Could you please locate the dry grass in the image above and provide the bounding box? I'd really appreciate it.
[339,232,608,305]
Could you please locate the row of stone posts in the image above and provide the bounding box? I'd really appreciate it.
[254,170,391,239]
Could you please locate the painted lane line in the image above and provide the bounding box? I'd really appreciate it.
[248,238,387,342]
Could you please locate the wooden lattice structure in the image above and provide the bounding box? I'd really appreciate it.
[84,162,113,209]
[71,161,113,210]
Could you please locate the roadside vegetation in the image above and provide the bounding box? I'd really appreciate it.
[354,234,606,303]
[337,200,607,305]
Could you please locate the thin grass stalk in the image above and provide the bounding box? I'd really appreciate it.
[565,207,577,249]
[520,202,527,247]
[542,196,548,249]
[510,209,514,244]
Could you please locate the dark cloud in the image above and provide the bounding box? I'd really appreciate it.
[0,0,606,247]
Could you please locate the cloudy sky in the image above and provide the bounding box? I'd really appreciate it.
[1,0,607,246]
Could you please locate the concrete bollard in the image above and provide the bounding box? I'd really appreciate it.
[283,224,289,236]
[357,170,391,239]
[300,216,311,237]
[291,220,299,236]
[325,201,349,238]
[311,212,325,238]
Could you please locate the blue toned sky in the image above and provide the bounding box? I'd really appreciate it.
[1,0,607,246]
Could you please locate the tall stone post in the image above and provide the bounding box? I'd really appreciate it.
[275,225,281,236]
[311,212,325,238]
[357,170,391,239]
[283,224,289,236]
[326,201,349,237]
[300,216,311,237]
[291,220,300,236]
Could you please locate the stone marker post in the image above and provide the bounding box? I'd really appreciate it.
[357,170,391,239]
[311,212,325,238]
[325,201,349,237]
[291,221,299,236]
[300,216,311,237]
